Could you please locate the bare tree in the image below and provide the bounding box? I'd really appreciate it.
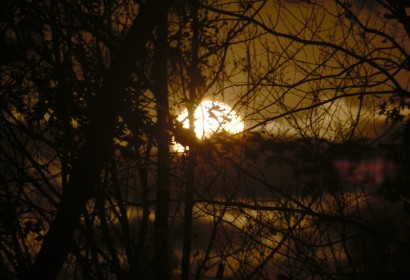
[1,0,410,279]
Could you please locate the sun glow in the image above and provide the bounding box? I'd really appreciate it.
[174,101,244,150]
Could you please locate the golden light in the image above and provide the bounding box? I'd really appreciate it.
[174,101,244,151]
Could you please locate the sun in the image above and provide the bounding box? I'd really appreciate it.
[174,101,244,150]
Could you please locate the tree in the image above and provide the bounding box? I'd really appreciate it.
[1,0,168,278]
[1,0,410,279]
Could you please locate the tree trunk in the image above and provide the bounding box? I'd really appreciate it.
[152,3,171,280]
[26,1,166,278]
[181,0,199,279]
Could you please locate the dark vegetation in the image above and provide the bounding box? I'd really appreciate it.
[1,0,410,279]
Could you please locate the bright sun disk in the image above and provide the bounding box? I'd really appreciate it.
[174,101,244,151]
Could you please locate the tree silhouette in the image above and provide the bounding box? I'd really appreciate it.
[1,0,410,279]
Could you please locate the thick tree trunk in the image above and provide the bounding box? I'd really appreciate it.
[27,1,166,279]
[152,4,171,280]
